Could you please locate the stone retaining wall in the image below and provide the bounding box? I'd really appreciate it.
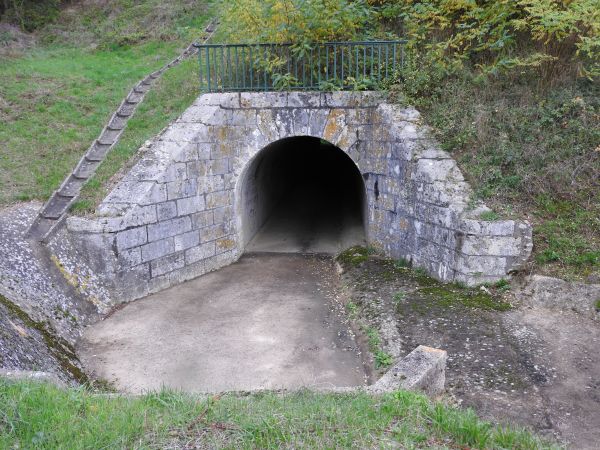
[59,92,532,304]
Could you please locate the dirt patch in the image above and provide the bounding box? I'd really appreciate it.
[336,247,600,449]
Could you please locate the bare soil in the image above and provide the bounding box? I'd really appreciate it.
[337,251,600,449]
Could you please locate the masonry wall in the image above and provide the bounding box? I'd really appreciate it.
[61,92,532,304]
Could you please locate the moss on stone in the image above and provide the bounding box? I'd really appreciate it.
[0,294,89,384]
[418,285,511,311]
[337,246,370,266]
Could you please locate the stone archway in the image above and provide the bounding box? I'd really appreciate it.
[237,136,367,254]
[61,91,532,304]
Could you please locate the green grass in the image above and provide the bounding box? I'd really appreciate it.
[0,0,212,206]
[0,379,553,449]
[72,56,201,214]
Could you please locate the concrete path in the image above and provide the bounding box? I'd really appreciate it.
[79,254,367,393]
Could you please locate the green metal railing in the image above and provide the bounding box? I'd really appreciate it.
[193,41,407,92]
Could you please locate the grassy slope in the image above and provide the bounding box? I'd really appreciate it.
[0,380,551,449]
[0,0,211,205]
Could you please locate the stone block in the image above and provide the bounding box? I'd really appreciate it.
[192,210,214,229]
[205,190,232,209]
[151,252,185,277]
[174,230,200,252]
[139,183,167,206]
[461,235,523,257]
[200,222,229,243]
[147,216,191,242]
[141,238,175,262]
[456,254,507,277]
[166,178,198,200]
[118,246,142,268]
[116,227,147,251]
[162,163,188,183]
[213,206,233,224]
[156,201,177,221]
[176,195,206,216]
[208,158,229,176]
[185,242,216,264]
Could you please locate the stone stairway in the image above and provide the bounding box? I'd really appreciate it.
[26,20,218,242]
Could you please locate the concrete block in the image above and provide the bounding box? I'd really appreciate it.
[369,346,447,396]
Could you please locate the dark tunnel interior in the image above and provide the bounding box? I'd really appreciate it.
[241,136,367,254]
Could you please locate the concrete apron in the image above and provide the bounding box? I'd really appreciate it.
[79,253,368,393]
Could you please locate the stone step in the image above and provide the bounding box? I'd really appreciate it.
[127,91,144,103]
[73,157,101,179]
[42,193,73,219]
[27,217,55,240]
[98,127,120,145]
[86,141,112,161]
[107,114,127,130]
[59,175,86,197]
[118,101,137,116]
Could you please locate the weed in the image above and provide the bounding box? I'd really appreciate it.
[479,210,500,221]
[494,279,511,292]
[393,291,406,306]
[394,258,410,269]
[595,299,600,311]
[346,302,358,318]
[374,350,394,369]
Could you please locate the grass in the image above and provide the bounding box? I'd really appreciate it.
[0,0,212,206]
[0,379,553,449]
[72,56,201,214]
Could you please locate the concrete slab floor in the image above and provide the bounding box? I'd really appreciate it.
[78,254,367,393]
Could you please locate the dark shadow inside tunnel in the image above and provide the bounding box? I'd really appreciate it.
[240,136,367,254]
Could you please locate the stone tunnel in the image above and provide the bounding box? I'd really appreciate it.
[59,91,532,304]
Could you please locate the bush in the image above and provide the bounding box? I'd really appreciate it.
[220,0,373,44]
[372,0,599,83]
[1,0,61,32]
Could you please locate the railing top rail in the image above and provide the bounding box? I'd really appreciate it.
[193,40,408,48]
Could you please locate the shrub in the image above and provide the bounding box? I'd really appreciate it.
[219,0,373,44]
[372,0,599,84]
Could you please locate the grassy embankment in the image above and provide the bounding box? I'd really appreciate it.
[0,0,212,206]
[0,379,552,449]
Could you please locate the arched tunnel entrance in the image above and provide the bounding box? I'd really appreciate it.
[239,136,367,254]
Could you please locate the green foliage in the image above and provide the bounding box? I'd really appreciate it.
[220,0,372,44]
[374,0,599,82]
[374,350,394,368]
[1,0,61,32]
